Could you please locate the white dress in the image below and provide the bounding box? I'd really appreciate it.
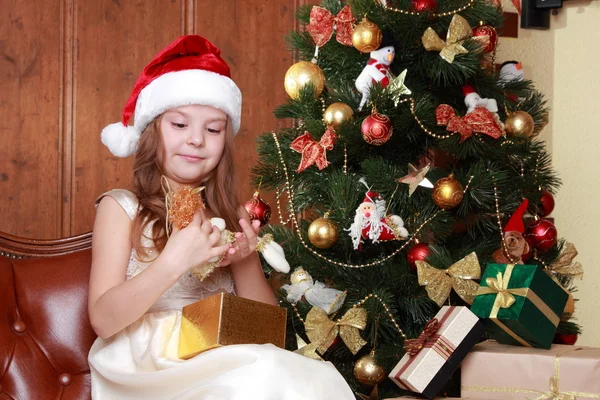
[88,190,355,400]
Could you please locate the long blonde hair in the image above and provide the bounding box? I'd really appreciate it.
[131,115,241,258]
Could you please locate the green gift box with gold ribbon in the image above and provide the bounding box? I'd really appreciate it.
[471,263,568,349]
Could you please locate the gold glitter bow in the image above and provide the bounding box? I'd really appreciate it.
[416,252,481,307]
[422,14,473,63]
[404,318,439,356]
[305,306,367,355]
[546,242,583,280]
[475,265,529,318]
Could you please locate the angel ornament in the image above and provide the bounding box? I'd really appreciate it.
[281,267,347,315]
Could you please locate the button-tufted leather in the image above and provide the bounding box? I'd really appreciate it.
[0,249,96,399]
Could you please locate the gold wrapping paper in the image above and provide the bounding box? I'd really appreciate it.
[462,340,600,399]
[178,293,287,360]
[422,14,472,63]
[416,252,481,307]
[304,306,367,355]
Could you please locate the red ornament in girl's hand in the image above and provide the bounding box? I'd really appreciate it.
[407,242,431,271]
[526,218,558,252]
[538,190,555,217]
[244,191,271,226]
[410,0,438,13]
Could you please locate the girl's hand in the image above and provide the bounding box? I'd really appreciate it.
[218,218,261,267]
[160,211,232,275]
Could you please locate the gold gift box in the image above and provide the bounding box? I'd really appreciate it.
[178,292,287,360]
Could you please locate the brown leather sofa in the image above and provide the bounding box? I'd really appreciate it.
[0,232,96,399]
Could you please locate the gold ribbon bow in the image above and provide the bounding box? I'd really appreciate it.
[290,127,338,173]
[305,306,367,355]
[404,318,439,356]
[533,376,576,400]
[547,242,583,280]
[422,14,473,63]
[476,264,529,318]
[306,5,355,47]
[416,252,481,307]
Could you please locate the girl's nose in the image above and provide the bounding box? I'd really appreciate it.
[187,128,205,147]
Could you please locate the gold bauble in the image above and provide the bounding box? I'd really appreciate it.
[352,18,382,53]
[505,111,535,138]
[323,102,354,127]
[432,174,464,209]
[284,61,325,99]
[308,217,339,249]
[353,353,386,386]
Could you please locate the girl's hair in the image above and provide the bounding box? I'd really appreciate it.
[131,115,241,259]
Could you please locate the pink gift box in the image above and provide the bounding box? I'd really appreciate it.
[389,306,483,399]
[461,340,600,399]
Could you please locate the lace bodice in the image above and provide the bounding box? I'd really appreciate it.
[96,189,235,311]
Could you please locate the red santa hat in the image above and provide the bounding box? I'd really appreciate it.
[101,35,242,157]
[362,191,380,204]
[504,199,529,233]
[462,84,477,97]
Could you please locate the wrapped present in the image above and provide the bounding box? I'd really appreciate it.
[471,263,568,349]
[461,340,600,399]
[389,306,484,399]
[178,293,287,359]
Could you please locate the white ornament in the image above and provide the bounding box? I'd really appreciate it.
[257,234,290,273]
[463,88,498,114]
[281,268,346,315]
[499,61,525,84]
[355,45,395,110]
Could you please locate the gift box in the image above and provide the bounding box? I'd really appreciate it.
[389,306,484,399]
[471,263,568,349]
[178,292,287,359]
[461,340,600,399]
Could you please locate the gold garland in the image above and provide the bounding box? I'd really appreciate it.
[380,0,475,18]
[492,180,519,264]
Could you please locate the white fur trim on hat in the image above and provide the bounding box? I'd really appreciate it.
[103,69,242,158]
[101,123,141,158]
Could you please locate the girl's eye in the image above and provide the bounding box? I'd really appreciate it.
[207,128,222,134]
[171,122,187,129]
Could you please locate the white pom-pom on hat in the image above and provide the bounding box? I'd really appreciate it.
[101,123,141,158]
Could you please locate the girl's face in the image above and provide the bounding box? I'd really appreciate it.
[159,105,228,187]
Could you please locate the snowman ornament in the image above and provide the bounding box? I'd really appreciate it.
[498,61,524,84]
[355,34,396,110]
[463,84,498,115]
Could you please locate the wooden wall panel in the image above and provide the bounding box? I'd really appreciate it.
[72,0,185,235]
[0,0,61,238]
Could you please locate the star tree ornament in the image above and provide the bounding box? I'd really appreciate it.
[397,163,433,196]
[416,252,481,306]
[385,69,412,107]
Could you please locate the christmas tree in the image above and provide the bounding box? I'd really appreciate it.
[249,0,583,397]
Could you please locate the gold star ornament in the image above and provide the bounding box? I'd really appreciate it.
[386,69,412,107]
[397,163,433,196]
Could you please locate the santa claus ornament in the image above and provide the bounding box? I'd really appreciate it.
[492,199,530,264]
[347,180,409,250]
[462,84,498,115]
[355,32,396,110]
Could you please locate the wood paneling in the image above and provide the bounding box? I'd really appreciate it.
[0,0,62,238]
[1,0,314,238]
[72,0,184,235]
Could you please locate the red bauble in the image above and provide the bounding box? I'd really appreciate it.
[538,190,555,217]
[553,333,578,345]
[244,191,271,226]
[472,24,498,53]
[409,0,438,13]
[407,243,431,271]
[526,218,558,252]
[361,113,393,145]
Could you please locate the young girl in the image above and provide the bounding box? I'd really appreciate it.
[88,35,355,399]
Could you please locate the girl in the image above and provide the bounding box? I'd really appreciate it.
[88,35,355,399]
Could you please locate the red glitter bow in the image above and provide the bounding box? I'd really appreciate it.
[290,127,338,173]
[404,318,440,356]
[436,104,504,142]
[306,5,355,47]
